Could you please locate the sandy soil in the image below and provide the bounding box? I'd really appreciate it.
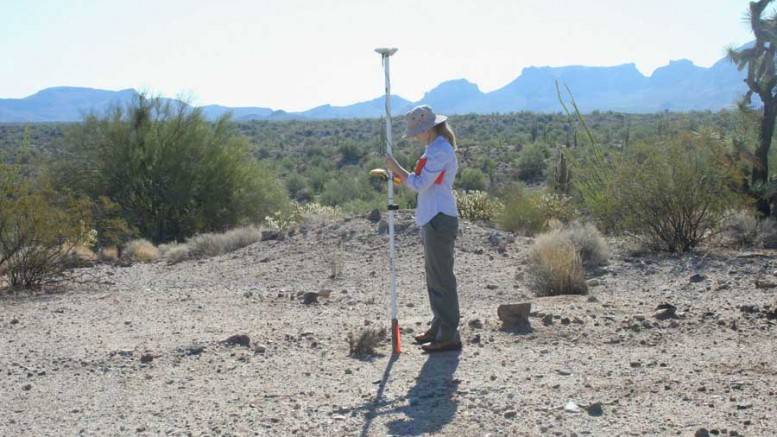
[2,211,777,436]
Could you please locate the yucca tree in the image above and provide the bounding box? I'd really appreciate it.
[729,0,777,216]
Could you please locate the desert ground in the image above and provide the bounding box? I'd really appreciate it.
[2,210,777,436]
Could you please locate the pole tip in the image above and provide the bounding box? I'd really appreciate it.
[375,48,398,56]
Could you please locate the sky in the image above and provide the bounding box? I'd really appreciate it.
[0,0,758,112]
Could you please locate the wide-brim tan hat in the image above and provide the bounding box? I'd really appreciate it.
[403,105,447,137]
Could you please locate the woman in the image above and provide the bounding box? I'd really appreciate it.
[385,105,461,353]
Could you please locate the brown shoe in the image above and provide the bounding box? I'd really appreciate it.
[421,339,462,353]
[413,332,436,344]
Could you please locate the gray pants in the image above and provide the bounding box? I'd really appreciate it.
[421,213,459,342]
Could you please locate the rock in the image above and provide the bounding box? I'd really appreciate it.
[561,318,571,325]
[302,292,319,305]
[10,318,19,325]
[253,345,267,354]
[503,410,518,418]
[468,318,484,329]
[223,334,251,347]
[542,314,554,326]
[564,401,581,413]
[22,384,32,391]
[486,284,498,290]
[260,230,280,241]
[497,303,531,327]
[185,346,205,356]
[690,274,706,283]
[654,303,677,320]
[694,428,710,437]
[586,402,603,417]
[556,368,573,376]
[469,334,481,344]
[630,362,642,368]
[378,220,389,235]
[367,209,381,223]
[140,354,154,364]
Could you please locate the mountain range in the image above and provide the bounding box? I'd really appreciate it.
[0,52,749,123]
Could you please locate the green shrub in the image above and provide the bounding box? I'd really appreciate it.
[517,142,549,182]
[50,94,289,244]
[528,232,588,297]
[457,168,488,192]
[497,185,576,235]
[0,190,92,290]
[454,190,503,224]
[609,134,746,252]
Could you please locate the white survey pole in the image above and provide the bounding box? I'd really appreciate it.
[375,47,400,355]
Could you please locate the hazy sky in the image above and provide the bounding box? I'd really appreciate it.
[0,0,757,111]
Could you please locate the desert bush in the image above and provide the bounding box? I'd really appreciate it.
[50,94,289,243]
[266,203,342,231]
[608,135,746,252]
[122,239,159,263]
[0,192,93,290]
[528,232,588,297]
[347,327,386,357]
[454,190,503,224]
[498,186,576,235]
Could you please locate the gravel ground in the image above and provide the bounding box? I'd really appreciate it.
[2,211,777,436]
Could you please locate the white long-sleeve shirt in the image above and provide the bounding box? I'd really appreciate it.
[405,136,459,226]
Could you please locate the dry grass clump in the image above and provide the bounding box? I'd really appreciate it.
[159,226,264,265]
[60,243,97,268]
[347,327,387,357]
[718,210,777,248]
[187,226,262,258]
[160,243,190,265]
[528,231,588,297]
[123,239,159,263]
[556,221,609,267]
[98,246,119,262]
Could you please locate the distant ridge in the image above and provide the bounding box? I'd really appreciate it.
[0,48,751,123]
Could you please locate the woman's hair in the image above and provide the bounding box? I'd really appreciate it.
[434,122,457,150]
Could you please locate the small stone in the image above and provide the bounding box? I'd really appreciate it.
[140,354,154,364]
[556,368,573,376]
[561,318,571,325]
[185,346,204,356]
[223,335,251,347]
[736,402,752,410]
[690,274,706,283]
[586,402,603,417]
[253,345,267,354]
[542,314,554,326]
[302,292,319,305]
[469,334,481,345]
[497,303,531,327]
[468,319,484,329]
[10,318,19,325]
[486,284,498,290]
[503,410,518,418]
[630,362,641,368]
[694,428,710,437]
[22,384,32,391]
